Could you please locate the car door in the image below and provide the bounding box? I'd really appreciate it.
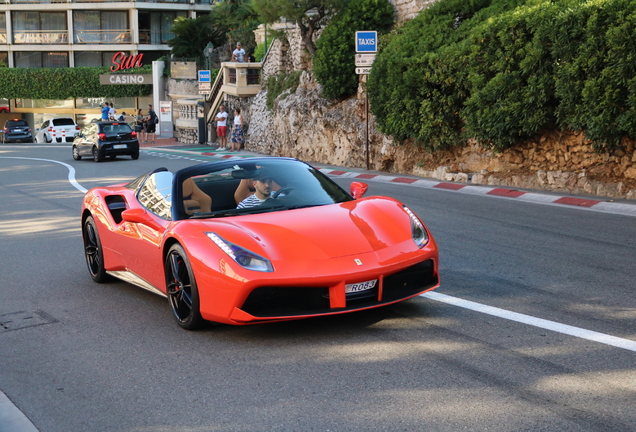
[119,171,172,290]
[77,123,97,156]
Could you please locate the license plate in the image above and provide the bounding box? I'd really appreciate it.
[345,279,377,294]
[113,144,127,149]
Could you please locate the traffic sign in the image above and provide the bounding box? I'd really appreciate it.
[355,53,376,66]
[356,67,372,75]
[355,31,377,53]
[198,70,211,82]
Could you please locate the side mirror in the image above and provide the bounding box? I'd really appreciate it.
[350,181,369,199]
[121,208,165,232]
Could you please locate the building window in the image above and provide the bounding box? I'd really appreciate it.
[75,51,123,67]
[15,52,68,68]
[73,11,129,44]
[0,52,8,68]
[138,11,184,44]
[0,14,6,44]
[12,12,67,44]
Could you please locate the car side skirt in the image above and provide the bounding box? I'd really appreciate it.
[107,270,167,298]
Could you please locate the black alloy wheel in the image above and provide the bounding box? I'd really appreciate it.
[93,147,103,162]
[83,216,109,282]
[166,244,204,330]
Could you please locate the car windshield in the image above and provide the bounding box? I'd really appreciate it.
[52,118,75,126]
[6,120,28,127]
[178,159,353,220]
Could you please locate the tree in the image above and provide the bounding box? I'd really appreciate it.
[314,0,394,99]
[168,15,225,60]
[251,0,350,55]
[211,0,260,51]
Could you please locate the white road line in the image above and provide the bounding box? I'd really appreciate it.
[422,292,636,352]
[0,156,86,193]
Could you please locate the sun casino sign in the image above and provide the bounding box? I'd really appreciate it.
[99,52,153,85]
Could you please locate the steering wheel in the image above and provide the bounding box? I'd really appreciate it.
[271,187,296,199]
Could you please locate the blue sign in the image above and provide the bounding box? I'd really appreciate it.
[198,70,211,82]
[355,31,377,53]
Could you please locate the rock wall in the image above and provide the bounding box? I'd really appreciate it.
[246,73,636,200]
[390,0,438,23]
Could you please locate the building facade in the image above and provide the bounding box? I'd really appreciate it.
[0,0,211,129]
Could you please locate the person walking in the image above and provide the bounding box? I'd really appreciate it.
[215,105,229,150]
[230,108,244,152]
[101,103,110,121]
[108,103,116,120]
[143,105,157,144]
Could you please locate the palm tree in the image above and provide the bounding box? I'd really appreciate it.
[168,15,224,60]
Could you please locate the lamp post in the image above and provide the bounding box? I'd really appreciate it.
[204,42,214,71]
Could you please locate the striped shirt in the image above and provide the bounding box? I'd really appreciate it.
[237,194,268,209]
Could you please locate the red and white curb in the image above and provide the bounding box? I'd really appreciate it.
[317,168,636,218]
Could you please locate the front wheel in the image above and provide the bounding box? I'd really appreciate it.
[165,244,204,330]
[72,146,81,160]
[83,216,109,283]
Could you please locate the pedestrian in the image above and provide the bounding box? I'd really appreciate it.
[247,48,256,63]
[101,102,110,121]
[143,104,157,144]
[230,108,244,152]
[232,42,245,63]
[215,105,229,150]
[118,112,126,122]
[108,103,116,120]
[135,108,144,132]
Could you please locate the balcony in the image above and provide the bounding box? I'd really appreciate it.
[139,30,176,45]
[13,31,68,44]
[221,62,262,97]
[74,30,132,44]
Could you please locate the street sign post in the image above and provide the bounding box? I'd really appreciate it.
[355,67,372,75]
[198,70,211,83]
[355,53,376,67]
[355,31,378,53]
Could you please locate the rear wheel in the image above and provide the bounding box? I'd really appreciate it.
[131,150,139,160]
[72,146,81,160]
[45,134,51,143]
[83,216,109,283]
[166,244,204,330]
[92,147,103,162]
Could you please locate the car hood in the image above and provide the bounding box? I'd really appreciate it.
[195,198,412,261]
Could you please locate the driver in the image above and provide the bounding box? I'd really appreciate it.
[236,168,277,209]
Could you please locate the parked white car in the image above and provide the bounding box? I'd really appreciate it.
[34,118,81,143]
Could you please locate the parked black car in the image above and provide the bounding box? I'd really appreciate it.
[72,121,140,162]
[2,119,32,143]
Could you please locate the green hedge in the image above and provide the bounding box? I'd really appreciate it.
[0,66,153,100]
[368,0,636,151]
[313,0,394,100]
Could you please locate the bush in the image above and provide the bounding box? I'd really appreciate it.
[265,71,302,109]
[314,0,394,100]
[0,66,153,99]
[368,0,636,151]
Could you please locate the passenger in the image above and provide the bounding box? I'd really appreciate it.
[182,177,212,215]
[236,168,276,209]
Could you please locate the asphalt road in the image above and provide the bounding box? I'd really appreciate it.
[1,144,635,432]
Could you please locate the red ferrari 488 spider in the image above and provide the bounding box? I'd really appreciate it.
[81,157,439,329]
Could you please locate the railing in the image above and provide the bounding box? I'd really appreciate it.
[139,30,175,45]
[13,31,68,44]
[206,62,263,124]
[74,30,133,44]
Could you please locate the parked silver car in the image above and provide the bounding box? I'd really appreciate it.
[35,117,80,143]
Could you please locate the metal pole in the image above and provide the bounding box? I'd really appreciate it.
[365,79,369,170]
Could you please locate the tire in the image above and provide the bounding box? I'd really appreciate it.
[83,216,109,283]
[131,150,139,160]
[72,146,81,160]
[165,244,204,330]
[45,134,51,144]
[92,147,103,162]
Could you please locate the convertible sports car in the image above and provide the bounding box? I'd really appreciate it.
[81,157,439,329]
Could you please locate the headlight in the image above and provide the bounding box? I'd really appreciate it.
[205,232,274,272]
[403,207,429,248]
